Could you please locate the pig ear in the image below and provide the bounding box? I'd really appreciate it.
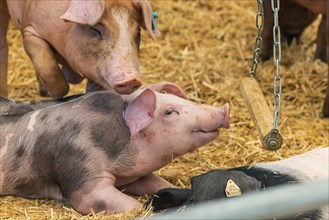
[60,0,105,25]
[124,88,156,136]
[133,0,161,39]
[147,82,186,99]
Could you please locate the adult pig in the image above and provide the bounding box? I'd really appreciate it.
[261,0,327,62]
[0,0,160,98]
[150,147,329,219]
[0,82,230,214]
[261,0,329,117]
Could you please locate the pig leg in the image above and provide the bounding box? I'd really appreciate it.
[35,75,49,97]
[120,173,176,196]
[315,15,327,62]
[62,64,84,84]
[0,0,10,97]
[323,6,329,117]
[260,0,274,61]
[72,184,142,214]
[37,65,82,96]
[22,32,69,99]
[54,52,84,85]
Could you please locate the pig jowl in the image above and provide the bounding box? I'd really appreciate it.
[0,82,230,214]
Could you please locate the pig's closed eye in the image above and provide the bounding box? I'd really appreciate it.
[91,24,104,39]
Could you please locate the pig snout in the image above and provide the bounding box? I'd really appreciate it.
[193,103,230,133]
[113,76,142,95]
[190,103,230,149]
[219,103,230,129]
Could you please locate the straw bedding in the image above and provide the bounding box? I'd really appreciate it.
[1,0,328,219]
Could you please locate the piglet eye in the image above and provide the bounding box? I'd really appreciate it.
[164,108,174,116]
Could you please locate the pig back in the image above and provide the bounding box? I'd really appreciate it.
[256,147,329,181]
[0,91,135,200]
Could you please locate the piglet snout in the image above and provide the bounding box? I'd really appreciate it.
[218,103,230,129]
[113,76,142,94]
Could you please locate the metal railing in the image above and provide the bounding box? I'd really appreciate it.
[149,179,329,220]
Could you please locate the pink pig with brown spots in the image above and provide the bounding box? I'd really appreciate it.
[0,82,230,214]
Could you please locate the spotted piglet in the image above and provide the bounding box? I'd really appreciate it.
[0,82,230,214]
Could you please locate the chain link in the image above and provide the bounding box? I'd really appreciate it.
[249,0,264,77]
[271,0,282,129]
[248,0,283,150]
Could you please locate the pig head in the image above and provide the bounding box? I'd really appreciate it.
[0,0,160,98]
[0,82,229,214]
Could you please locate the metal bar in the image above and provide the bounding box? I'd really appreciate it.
[149,179,329,220]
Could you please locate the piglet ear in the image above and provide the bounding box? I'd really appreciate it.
[124,88,156,136]
[60,0,105,25]
[133,0,161,39]
[147,82,186,99]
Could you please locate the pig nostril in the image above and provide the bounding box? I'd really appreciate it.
[117,84,139,91]
[117,85,127,89]
[113,78,141,94]
[132,85,139,91]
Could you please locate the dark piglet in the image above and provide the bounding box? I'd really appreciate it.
[150,147,329,219]
[151,169,261,212]
[0,82,230,214]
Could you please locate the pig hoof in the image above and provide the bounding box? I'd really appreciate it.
[39,89,50,97]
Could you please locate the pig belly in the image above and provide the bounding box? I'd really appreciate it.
[0,157,64,200]
[3,179,64,201]
[0,130,63,200]
[6,0,25,27]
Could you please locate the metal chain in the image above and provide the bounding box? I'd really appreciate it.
[248,0,283,150]
[271,0,282,129]
[249,0,264,77]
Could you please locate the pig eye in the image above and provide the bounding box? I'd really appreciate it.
[164,109,173,116]
[91,24,104,39]
[164,107,178,116]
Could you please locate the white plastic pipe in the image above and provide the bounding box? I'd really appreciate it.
[149,179,329,220]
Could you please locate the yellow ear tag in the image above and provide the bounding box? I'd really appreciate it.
[225,179,242,197]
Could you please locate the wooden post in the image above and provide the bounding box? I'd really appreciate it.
[240,77,273,143]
